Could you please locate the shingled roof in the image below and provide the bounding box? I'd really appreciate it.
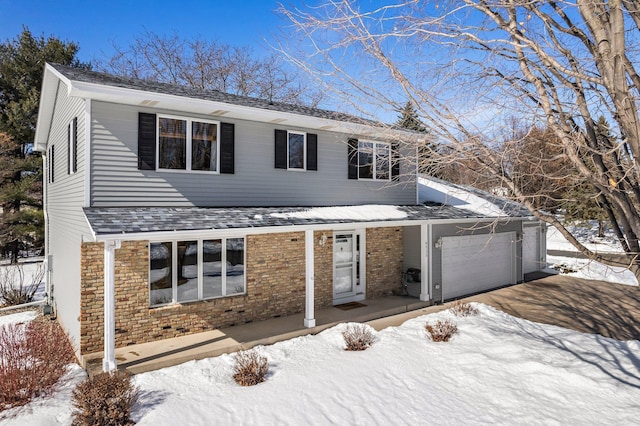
[49,63,378,127]
[83,204,498,237]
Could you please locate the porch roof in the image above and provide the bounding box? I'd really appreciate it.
[83,203,527,238]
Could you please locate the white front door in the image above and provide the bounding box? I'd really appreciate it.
[333,232,363,303]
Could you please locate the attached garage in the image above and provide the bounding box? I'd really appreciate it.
[441,232,516,300]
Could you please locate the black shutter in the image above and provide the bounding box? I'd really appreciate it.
[220,122,235,174]
[66,123,71,175]
[348,138,358,179]
[138,112,156,170]
[72,117,78,173]
[391,142,400,181]
[275,129,287,169]
[51,145,55,183]
[307,133,318,171]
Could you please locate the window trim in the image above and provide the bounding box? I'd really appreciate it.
[287,130,307,171]
[148,237,247,307]
[156,114,221,174]
[358,140,391,181]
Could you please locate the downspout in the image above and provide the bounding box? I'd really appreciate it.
[103,239,121,372]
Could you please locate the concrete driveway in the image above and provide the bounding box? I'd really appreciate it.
[469,273,640,341]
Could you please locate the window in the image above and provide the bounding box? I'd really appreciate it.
[275,129,318,171]
[157,116,219,172]
[67,117,78,174]
[149,237,246,306]
[50,145,55,183]
[288,131,305,169]
[358,141,390,180]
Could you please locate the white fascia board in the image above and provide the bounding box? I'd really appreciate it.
[34,64,68,152]
[65,80,419,141]
[89,216,524,243]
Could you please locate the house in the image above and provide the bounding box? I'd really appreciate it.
[34,63,546,372]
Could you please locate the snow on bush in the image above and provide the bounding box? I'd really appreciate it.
[425,319,458,342]
[232,349,269,386]
[0,315,75,411]
[71,371,139,426]
[342,323,376,351]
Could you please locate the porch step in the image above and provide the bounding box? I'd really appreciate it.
[85,297,434,377]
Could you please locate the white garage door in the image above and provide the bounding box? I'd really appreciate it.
[442,232,515,300]
[523,226,541,274]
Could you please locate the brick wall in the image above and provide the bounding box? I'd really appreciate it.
[366,227,404,298]
[79,227,403,355]
[79,233,307,355]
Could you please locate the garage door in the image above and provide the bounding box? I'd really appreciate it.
[523,226,541,274]
[442,232,515,300]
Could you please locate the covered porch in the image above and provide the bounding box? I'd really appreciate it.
[85,294,432,376]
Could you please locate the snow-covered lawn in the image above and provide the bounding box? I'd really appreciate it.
[2,304,639,425]
[546,223,638,286]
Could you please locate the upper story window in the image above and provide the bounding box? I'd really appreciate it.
[158,116,219,172]
[358,141,390,180]
[67,117,78,174]
[275,129,317,171]
[288,131,306,170]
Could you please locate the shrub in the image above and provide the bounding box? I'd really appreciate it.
[450,301,479,317]
[0,263,45,306]
[71,371,139,426]
[0,316,75,411]
[342,323,376,351]
[232,349,268,386]
[425,319,458,342]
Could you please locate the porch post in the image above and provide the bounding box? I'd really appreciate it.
[420,224,430,301]
[102,239,121,372]
[304,230,316,327]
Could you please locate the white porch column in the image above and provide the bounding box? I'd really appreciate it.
[102,239,121,372]
[420,224,431,301]
[304,230,316,328]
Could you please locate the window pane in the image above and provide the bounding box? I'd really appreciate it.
[358,142,373,179]
[226,238,245,295]
[150,242,172,305]
[203,239,223,298]
[288,133,305,169]
[177,241,198,302]
[376,143,390,180]
[159,118,186,169]
[192,121,217,171]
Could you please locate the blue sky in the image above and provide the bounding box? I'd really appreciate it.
[0,0,293,63]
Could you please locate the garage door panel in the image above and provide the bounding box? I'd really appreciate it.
[441,232,515,300]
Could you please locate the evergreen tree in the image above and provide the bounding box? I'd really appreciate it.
[396,102,433,174]
[0,27,88,261]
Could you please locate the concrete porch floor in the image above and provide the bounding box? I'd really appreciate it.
[85,296,434,376]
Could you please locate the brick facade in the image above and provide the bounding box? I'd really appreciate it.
[79,227,404,355]
[366,227,404,298]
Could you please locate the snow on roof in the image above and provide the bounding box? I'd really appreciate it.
[270,205,408,220]
[418,175,533,218]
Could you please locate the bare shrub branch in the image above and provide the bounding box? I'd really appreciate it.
[71,371,139,426]
[0,263,44,306]
[232,349,269,387]
[450,301,479,317]
[425,319,458,342]
[342,323,376,351]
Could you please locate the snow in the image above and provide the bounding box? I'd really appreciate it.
[418,176,506,216]
[2,304,639,425]
[270,205,407,220]
[546,223,638,286]
[0,260,47,303]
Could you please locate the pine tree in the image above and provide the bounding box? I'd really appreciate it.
[0,27,88,261]
[396,102,433,174]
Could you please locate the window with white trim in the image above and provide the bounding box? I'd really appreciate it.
[157,116,219,172]
[288,131,306,169]
[149,237,245,306]
[358,141,390,180]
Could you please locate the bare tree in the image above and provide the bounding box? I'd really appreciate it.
[96,30,323,106]
[278,0,640,280]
